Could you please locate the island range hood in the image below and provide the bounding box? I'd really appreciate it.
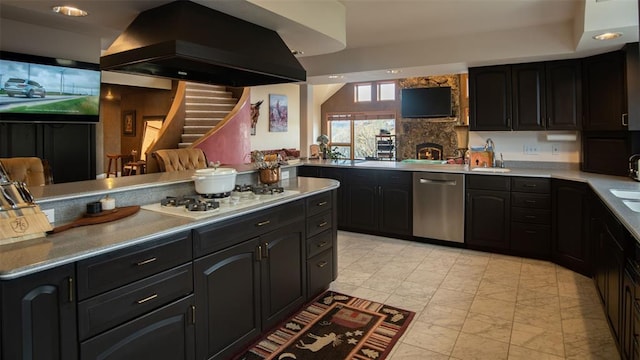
[100,0,306,87]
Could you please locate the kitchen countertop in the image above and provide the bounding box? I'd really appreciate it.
[0,176,338,280]
[303,159,640,242]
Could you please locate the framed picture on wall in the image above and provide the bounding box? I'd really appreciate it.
[269,94,287,132]
[122,110,136,136]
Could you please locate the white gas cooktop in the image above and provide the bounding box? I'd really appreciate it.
[141,190,300,220]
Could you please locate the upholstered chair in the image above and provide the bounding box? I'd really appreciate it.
[0,157,52,186]
[153,148,208,172]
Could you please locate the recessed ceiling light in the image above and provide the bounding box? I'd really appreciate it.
[386,69,401,74]
[290,49,304,56]
[52,5,88,17]
[328,75,344,79]
[593,32,623,40]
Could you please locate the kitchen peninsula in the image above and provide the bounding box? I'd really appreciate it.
[0,166,338,360]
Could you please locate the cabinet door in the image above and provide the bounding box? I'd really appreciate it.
[546,59,582,130]
[379,183,412,236]
[623,269,636,360]
[319,167,347,228]
[1,264,77,360]
[42,123,96,183]
[582,51,626,130]
[465,189,510,250]
[80,296,195,360]
[347,182,378,231]
[261,222,306,330]
[512,62,546,131]
[551,179,591,276]
[469,65,512,131]
[605,225,624,341]
[194,237,261,360]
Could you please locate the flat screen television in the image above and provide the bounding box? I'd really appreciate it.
[0,51,101,123]
[401,86,452,118]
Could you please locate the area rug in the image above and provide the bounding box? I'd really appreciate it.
[235,291,415,360]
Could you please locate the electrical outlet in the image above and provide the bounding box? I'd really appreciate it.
[552,144,560,155]
[42,208,55,223]
[280,169,290,179]
[523,144,539,155]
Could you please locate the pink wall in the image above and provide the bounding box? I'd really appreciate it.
[195,99,252,165]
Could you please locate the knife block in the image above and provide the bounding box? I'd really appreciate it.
[0,183,52,245]
[469,151,494,169]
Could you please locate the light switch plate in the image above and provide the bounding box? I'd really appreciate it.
[281,170,290,179]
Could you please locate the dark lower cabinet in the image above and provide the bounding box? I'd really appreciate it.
[623,266,638,360]
[298,166,347,228]
[1,264,77,360]
[551,179,591,276]
[80,296,195,360]
[194,221,306,360]
[465,189,510,250]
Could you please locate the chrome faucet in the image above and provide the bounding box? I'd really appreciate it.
[484,138,496,167]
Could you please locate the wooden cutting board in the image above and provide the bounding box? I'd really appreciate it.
[48,206,140,234]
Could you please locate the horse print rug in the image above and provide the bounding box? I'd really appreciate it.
[235,291,415,360]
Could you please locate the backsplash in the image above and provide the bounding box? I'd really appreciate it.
[397,75,461,159]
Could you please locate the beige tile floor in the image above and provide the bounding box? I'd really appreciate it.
[330,231,620,360]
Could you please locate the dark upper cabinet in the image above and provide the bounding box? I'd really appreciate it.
[469,65,512,131]
[551,179,591,276]
[582,50,627,131]
[477,60,581,131]
[545,60,582,130]
[1,264,78,360]
[626,42,640,131]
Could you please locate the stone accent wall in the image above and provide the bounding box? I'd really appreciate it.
[397,75,461,159]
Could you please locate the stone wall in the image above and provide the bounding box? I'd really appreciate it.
[397,75,461,159]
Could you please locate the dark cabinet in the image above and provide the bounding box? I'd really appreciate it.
[512,62,546,130]
[623,264,638,360]
[1,264,77,360]
[469,65,512,131]
[582,50,627,131]
[346,169,412,237]
[465,175,510,251]
[551,179,591,276]
[80,296,196,360]
[193,208,306,360]
[510,177,551,257]
[545,60,582,130]
[0,122,96,183]
[299,166,347,228]
[305,191,338,298]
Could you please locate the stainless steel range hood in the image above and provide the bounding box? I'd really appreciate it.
[100,1,306,87]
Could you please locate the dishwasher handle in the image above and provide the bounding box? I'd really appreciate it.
[418,178,457,186]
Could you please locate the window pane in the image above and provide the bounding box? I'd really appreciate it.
[329,120,351,143]
[355,84,372,102]
[353,118,395,159]
[378,83,395,101]
[330,146,351,159]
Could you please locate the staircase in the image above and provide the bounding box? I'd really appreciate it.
[179,82,238,148]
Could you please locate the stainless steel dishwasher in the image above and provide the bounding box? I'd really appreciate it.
[413,172,464,243]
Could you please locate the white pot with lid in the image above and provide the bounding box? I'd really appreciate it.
[192,167,237,194]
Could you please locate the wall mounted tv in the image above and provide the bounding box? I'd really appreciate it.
[0,51,101,123]
[401,86,452,118]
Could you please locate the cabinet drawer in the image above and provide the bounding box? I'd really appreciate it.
[306,192,332,217]
[307,230,333,259]
[307,249,333,298]
[78,263,193,340]
[466,174,511,191]
[511,207,551,224]
[510,222,551,257]
[77,231,192,300]
[307,211,333,238]
[194,200,304,257]
[511,177,550,193]
[80,295,195,360]
[511,192,550,209]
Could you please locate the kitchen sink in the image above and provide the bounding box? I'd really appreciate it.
[623,200,640,213]
[470,167,511,173]
[610,189,640,200]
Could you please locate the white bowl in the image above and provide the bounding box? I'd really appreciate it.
[192,167,237,194]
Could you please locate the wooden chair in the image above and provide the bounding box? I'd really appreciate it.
[153,148,208,172]
[0,157,53,186]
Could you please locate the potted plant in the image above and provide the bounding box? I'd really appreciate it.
[251,150,282,184]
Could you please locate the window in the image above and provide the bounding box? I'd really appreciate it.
[327,112,396,160]
[377,82,395,101]
[354,83,372,102]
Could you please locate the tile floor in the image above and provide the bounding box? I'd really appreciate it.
[330,231,619,360]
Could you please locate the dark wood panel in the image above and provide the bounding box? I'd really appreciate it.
[512,62,545,130]
[465,189,510,250]
[469,65,512,130]
[546,59,582,130]
[466,174,511,191]
[582,51,626,131]
[307,249,334,298]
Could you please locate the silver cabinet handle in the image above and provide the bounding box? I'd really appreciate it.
[623,113,629,126]
[317,221,328,228]
[317,201,328,206]
[68,277,74,302]
[317,241,328,248]
[317,261,328,268]
[419,178,456,186]
[137,294,158,304]
[136,257,157,266]
[256,220,270,227]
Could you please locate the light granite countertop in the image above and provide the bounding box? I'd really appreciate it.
[0,176,338,280]
[303,159,640,242]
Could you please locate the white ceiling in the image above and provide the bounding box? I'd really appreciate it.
[0,0,638,85]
